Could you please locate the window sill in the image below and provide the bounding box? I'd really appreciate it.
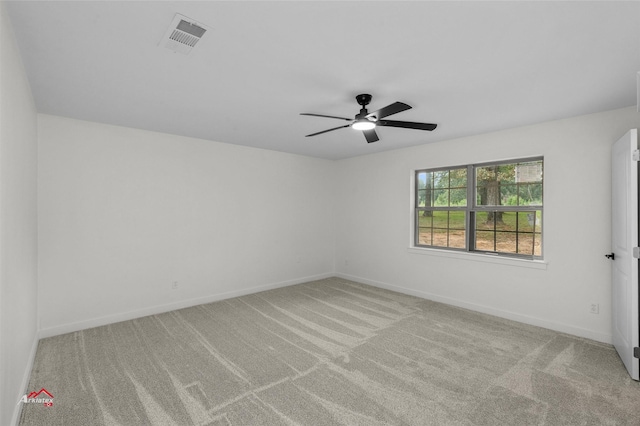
[407,246,548,270]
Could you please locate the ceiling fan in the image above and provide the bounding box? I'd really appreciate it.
[300,94,437,143]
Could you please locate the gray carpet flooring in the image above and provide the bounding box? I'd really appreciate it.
[19,277,640,425]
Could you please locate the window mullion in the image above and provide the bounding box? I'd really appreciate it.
[474,206,539,212]
[466,164,474,252]
[516,211,520,254]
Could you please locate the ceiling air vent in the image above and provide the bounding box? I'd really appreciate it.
[160,14,210,55]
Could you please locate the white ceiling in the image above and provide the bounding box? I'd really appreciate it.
[5,1,640,160]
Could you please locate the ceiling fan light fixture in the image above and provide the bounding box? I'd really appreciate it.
[351,120,376,131]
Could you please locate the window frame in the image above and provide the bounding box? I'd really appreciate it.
[414,156,543,260]
[415,165,470,252]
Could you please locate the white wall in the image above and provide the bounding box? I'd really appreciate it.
[37,107,640,345]
[0,3,39,425]
[37,115,335,337]
[336,107,640,344]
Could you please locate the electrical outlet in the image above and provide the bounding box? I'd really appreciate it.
[589,303,599,314]
[172,281,179,290]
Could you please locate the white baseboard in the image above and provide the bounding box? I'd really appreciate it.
[336,272,612,345]
[39,272,334,339]
[11,332,39,426]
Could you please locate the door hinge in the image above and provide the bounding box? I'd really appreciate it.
[633,247,640,259]
[634,347,640,359]
[633,150,640,161]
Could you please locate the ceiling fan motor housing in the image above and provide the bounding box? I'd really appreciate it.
[356,94,372,107]
[355,94,373,119]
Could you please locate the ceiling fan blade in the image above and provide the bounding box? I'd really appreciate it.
[300,113,352,121]
[305,124,350,137]
[366,102,411,120]
[363,128,379,143]
[378,120,437,131]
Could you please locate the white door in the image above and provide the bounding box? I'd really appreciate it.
[611,129,639,381]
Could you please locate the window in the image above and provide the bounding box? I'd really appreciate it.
[415,158,543,259]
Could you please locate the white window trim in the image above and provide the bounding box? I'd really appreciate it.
[406,246,548,270]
